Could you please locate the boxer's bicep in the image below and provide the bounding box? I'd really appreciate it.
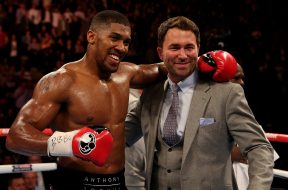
[13,70,72,131]
[6,98,60,155]
[10,75,64,134]
[6,72,71,155]
[22,71,69,129]
[19,98,61,131]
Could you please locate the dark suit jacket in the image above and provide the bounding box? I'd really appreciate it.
[125,73,274,190]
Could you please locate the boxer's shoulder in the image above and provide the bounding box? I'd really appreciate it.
[35,67,75,97]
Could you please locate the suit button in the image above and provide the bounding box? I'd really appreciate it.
[167,169,171,173]
[168,148,172,152]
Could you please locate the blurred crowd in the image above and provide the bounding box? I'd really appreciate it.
[0,0,287,189]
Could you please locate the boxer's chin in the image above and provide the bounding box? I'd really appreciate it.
[109,63,120,73]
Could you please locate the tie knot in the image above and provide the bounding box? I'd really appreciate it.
[171,83,179,93]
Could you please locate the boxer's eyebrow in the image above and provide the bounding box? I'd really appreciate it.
[109,32,131,44]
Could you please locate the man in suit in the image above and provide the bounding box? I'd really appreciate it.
[230,64,280,190]
[125,16,274,190]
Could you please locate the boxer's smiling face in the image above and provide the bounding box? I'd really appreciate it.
[91,23,131,74]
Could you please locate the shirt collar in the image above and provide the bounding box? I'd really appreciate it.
[168,71,198,93]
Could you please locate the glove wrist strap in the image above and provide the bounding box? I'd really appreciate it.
[47,130,78,157]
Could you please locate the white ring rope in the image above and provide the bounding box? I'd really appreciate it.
[274,168,288,179]
[0,163,57,173]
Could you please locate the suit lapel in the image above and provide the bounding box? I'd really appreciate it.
[150,80,168,128]
[182,81,211,164]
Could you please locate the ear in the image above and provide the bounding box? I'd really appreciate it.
[87,30,96,44]
[157,47,164,61]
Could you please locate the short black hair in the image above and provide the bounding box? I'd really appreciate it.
[89,10,130,31]
[157,16,200,48]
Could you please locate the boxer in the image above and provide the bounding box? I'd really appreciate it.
[6,10,167,190]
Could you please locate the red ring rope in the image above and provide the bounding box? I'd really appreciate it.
[1,128,288,142]
[265,133,288,143]
[0,128,53,136]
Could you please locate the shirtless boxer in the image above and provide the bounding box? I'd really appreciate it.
[6,10,167,190]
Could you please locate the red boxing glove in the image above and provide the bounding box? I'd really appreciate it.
[197,50,237,82]
[47,127,113,166]
[72,127,113,166]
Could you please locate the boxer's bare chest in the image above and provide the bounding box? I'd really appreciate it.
[65,76,130,126]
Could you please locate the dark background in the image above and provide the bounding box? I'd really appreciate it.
[0,0,287,189]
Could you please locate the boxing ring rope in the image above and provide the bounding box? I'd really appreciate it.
[1,128,288,141]
[265,133,288,143]
[1,128,288,178]
[0,128,56,173]
[0,128,53,136]
[0,163,57,174]
[274,168,288,179]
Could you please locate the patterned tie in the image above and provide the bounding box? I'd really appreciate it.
[163,83,179,146]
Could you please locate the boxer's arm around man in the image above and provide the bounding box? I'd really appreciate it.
[123,62,167,89]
